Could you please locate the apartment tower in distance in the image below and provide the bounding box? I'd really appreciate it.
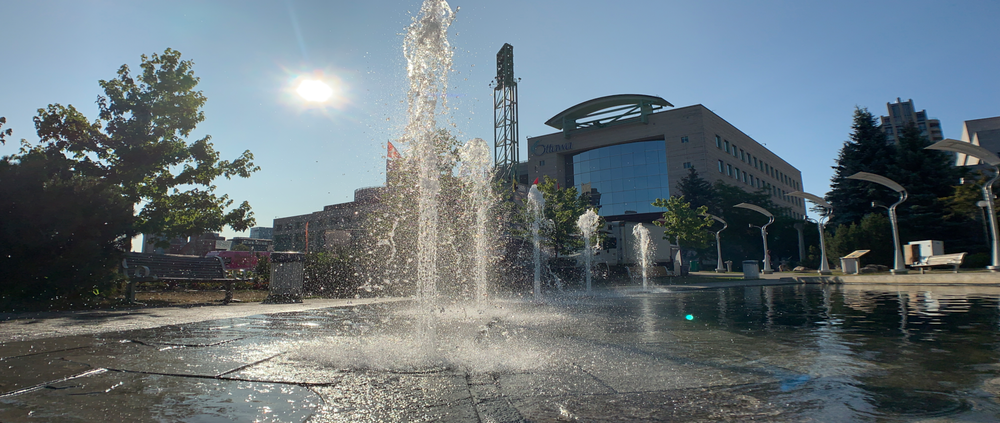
[880,98,943,144]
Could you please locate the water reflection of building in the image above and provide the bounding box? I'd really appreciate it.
[272,187,385,252]
[527,95,807,223]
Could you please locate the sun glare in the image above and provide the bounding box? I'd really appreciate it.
[296,79,334,102]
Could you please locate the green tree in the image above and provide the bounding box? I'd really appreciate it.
[0,148,135,308]
[31,49,258,243]
[826,107,897,228]
[676,167,716,211]
[886,122,966,249]
[652,196,714,260]
[536,175,589,257]
[826,212,893,268]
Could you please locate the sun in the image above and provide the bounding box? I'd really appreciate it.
[296,79,334,102]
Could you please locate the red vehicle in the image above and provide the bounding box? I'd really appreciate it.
[206,251,270,270]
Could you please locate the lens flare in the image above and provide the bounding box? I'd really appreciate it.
[296,79,333,102]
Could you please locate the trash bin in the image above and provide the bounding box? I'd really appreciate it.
[725,260,733,273]
[689,261,701,272]
[743,260,760,280]
[263,252,306,304]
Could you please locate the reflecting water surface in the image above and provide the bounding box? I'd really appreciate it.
[593,283,1000,421]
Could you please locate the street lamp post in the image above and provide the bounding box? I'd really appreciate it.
[927,139,1000,272]
[847,172,908,274]
[702,213,728,273]
[734,203,774,274]
[788,191,833,275]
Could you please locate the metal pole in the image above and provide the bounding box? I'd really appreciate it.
[761,215,774,274]
[888,190,908,274]
[817,217,831,275]
[715,231,724,273]
[984,166,1000,271]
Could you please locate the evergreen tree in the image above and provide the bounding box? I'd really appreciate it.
[886,122,965,248]
[826,107,896,228]
[676,167,715,211]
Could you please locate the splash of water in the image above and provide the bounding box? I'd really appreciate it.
[527,185,545,299]
[403,0,455,305]
[633,223,655,291]
[577,209,601,293]
[459,138,492,304]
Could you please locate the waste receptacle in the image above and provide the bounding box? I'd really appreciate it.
[743,260,760,280]
[263,252,306,304]
[689,261,701,272]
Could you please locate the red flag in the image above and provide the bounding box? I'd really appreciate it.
[387,141,402,159]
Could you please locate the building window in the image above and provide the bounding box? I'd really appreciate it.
[732,144,738,158]
[716,135,721,148]
[718,160,723,172]
[753,157,758,168]
[740,149,745,162]
[569,139,670,217]
[683,162,693,169]
[727,164,733,176]
[681,136,689,144]
[743,171,748,183]
[539,160,545,166]
[724,140,730,153]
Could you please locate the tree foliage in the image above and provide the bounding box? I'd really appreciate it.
[536,175,590,257]
[826,107,897,228]
[651,196,713,250]
[676,167,715,211]
[0,149,135,308]
[31,48,258,241]
[825,213,893,267]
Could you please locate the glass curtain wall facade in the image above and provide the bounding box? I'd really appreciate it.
[571,140,669,216]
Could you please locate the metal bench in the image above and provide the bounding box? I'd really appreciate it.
[122,252,236,304]
[911,252,967,274]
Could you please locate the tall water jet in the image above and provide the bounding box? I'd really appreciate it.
[633,223,655,291]
[403,0,455,305]
[527,185,545,299]
[576,209,601,293]
[459,138,492,304]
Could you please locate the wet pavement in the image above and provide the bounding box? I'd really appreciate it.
[4,283,1000,422]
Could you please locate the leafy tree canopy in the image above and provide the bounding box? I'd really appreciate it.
[28,48,258,241]
[652,196,713,250]
[536,175,590,257]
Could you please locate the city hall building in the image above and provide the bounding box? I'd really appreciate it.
[526,95,807,220]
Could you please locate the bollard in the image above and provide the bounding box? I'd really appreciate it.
[263,252,306,304]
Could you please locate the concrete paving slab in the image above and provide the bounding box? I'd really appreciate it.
[0,370,320,422]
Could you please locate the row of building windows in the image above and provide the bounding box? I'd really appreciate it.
[714,135,799,191]
[718,159,804,210]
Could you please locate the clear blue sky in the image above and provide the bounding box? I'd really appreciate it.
[2,0,998,247]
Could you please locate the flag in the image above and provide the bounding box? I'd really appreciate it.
[387,141,402,174]
[532,177,539,185]
[387,141,402,159]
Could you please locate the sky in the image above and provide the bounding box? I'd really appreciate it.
[2,0,998,250]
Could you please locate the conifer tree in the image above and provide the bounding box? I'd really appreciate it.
[677,167,716,212]
[826,107,896,228]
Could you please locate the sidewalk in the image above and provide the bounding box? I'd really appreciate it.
[0,297,408,343]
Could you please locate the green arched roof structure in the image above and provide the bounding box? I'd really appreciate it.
[544,94,673,137]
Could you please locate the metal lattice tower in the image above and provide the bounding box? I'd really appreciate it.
[493,43,518,187]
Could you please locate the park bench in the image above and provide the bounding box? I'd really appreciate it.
[122,252,237,304]
[910,252,967,274]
